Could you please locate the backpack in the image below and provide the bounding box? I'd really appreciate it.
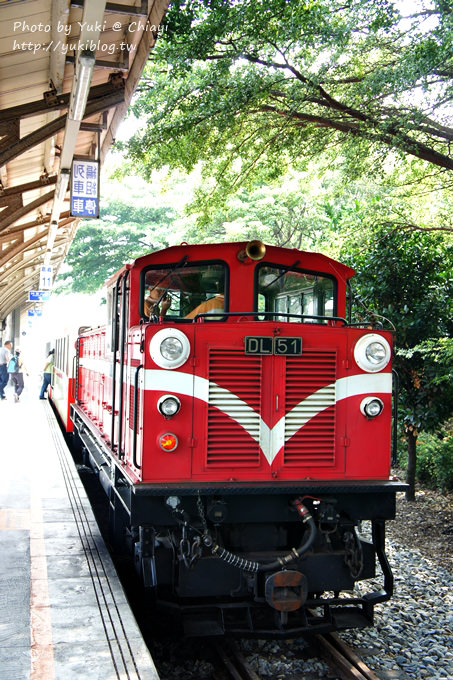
[7,356,19,373]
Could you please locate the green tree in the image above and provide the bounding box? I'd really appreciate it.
[184,161,453,258]
[56,223,166,293]
[343,227,453,500]
[184,172,337,247]
[123,0,453,212]
[56,182,177,293]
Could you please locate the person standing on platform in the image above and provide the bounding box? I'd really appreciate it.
[7,349,28,402]
[0,340,12,400]
[39,348,54,400]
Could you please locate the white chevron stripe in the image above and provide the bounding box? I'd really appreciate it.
[284,384,336,440]
[143,369,392,464]
[260,418,286,465]
[335,372,392,401]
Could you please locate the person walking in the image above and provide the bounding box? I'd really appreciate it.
[0,340,12,400]
[7,349,28,402]
[39,349,54,399]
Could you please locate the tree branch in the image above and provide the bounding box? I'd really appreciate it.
[253,105,453,170]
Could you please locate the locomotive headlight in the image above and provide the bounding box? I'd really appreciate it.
[149,328,190,369]
[354,334,391,373]
[161,337,183,361]
[158,395,181,418]
[366,342,387,365]
[360,397,384,418]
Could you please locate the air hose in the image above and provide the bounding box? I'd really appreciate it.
[202,498,317,574]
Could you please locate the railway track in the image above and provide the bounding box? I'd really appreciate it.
[313,631,382,680]
[213,640,261,680]
[213,634,381,680]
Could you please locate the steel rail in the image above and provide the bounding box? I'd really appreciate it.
[313,632,382,680]
[213,641,261,680]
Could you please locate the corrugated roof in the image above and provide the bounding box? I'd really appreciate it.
[0,0,169,323]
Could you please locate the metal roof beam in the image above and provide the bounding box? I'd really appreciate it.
[0,210,70,242]
[70,1,148,16]
[0,248,47,287]
[0,190,55,233]
[0,89,124,168]
[0,194,23,221]
[0,175,57,198]
[65,54,129,71]
[0,80,124,123]
[0,216,74,280]
[0,269,44,319]
[0,229,48,270]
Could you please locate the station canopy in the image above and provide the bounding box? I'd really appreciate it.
[0,0,169,323]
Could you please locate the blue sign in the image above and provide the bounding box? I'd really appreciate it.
[28,291,50,302]
[28,309,43,317]
[71,160,99,217]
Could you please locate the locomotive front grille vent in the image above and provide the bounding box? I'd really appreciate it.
[207,350,262,466]
[284,351,337,465]
[207,348,337,468]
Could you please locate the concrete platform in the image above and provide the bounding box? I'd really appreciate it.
[0,377,159,680]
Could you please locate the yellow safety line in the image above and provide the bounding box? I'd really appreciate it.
[30,484,56,680]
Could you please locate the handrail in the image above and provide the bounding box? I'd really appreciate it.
[132,364,143,469]
[392,369,399,467]
[364,520,393,604]
[193,311,348,325]
[110,275,121,452]
[347,280,353,324]
[72,352,78,400]
[117,270,129,459]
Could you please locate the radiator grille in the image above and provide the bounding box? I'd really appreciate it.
[284,351,337,465]
[207,349,261,466]
[206,348,337,468]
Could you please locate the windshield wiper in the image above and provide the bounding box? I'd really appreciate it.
[148,255,189,316]
[261,259,300,290]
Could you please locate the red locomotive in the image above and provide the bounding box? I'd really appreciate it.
[66,240,404,636]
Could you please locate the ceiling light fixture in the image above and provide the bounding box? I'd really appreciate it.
[70,50,96,121]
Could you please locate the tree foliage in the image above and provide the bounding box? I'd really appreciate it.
[183,162,453,261]
[343,226,453,498]
[56,182,177,293]
[344,228,453,344]
[123,0,453,209]
[183,172,340,248]
[397,338,453,434]
[57,224,156,293]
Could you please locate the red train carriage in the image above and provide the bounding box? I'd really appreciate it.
[51,335,75,433]
[69,241,405,636]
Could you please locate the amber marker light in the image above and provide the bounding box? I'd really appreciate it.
[159,433,178,452]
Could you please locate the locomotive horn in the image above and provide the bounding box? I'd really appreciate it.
[237,240,267,262]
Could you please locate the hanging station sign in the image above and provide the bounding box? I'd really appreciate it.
[70,159,100,218]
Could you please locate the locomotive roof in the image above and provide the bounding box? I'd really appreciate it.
[105,241,355,288]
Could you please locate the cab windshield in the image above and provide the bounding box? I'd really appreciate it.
[256,264,336,322]
[142,262,226,321]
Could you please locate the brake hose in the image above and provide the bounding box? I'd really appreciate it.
[202,498,317,574]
